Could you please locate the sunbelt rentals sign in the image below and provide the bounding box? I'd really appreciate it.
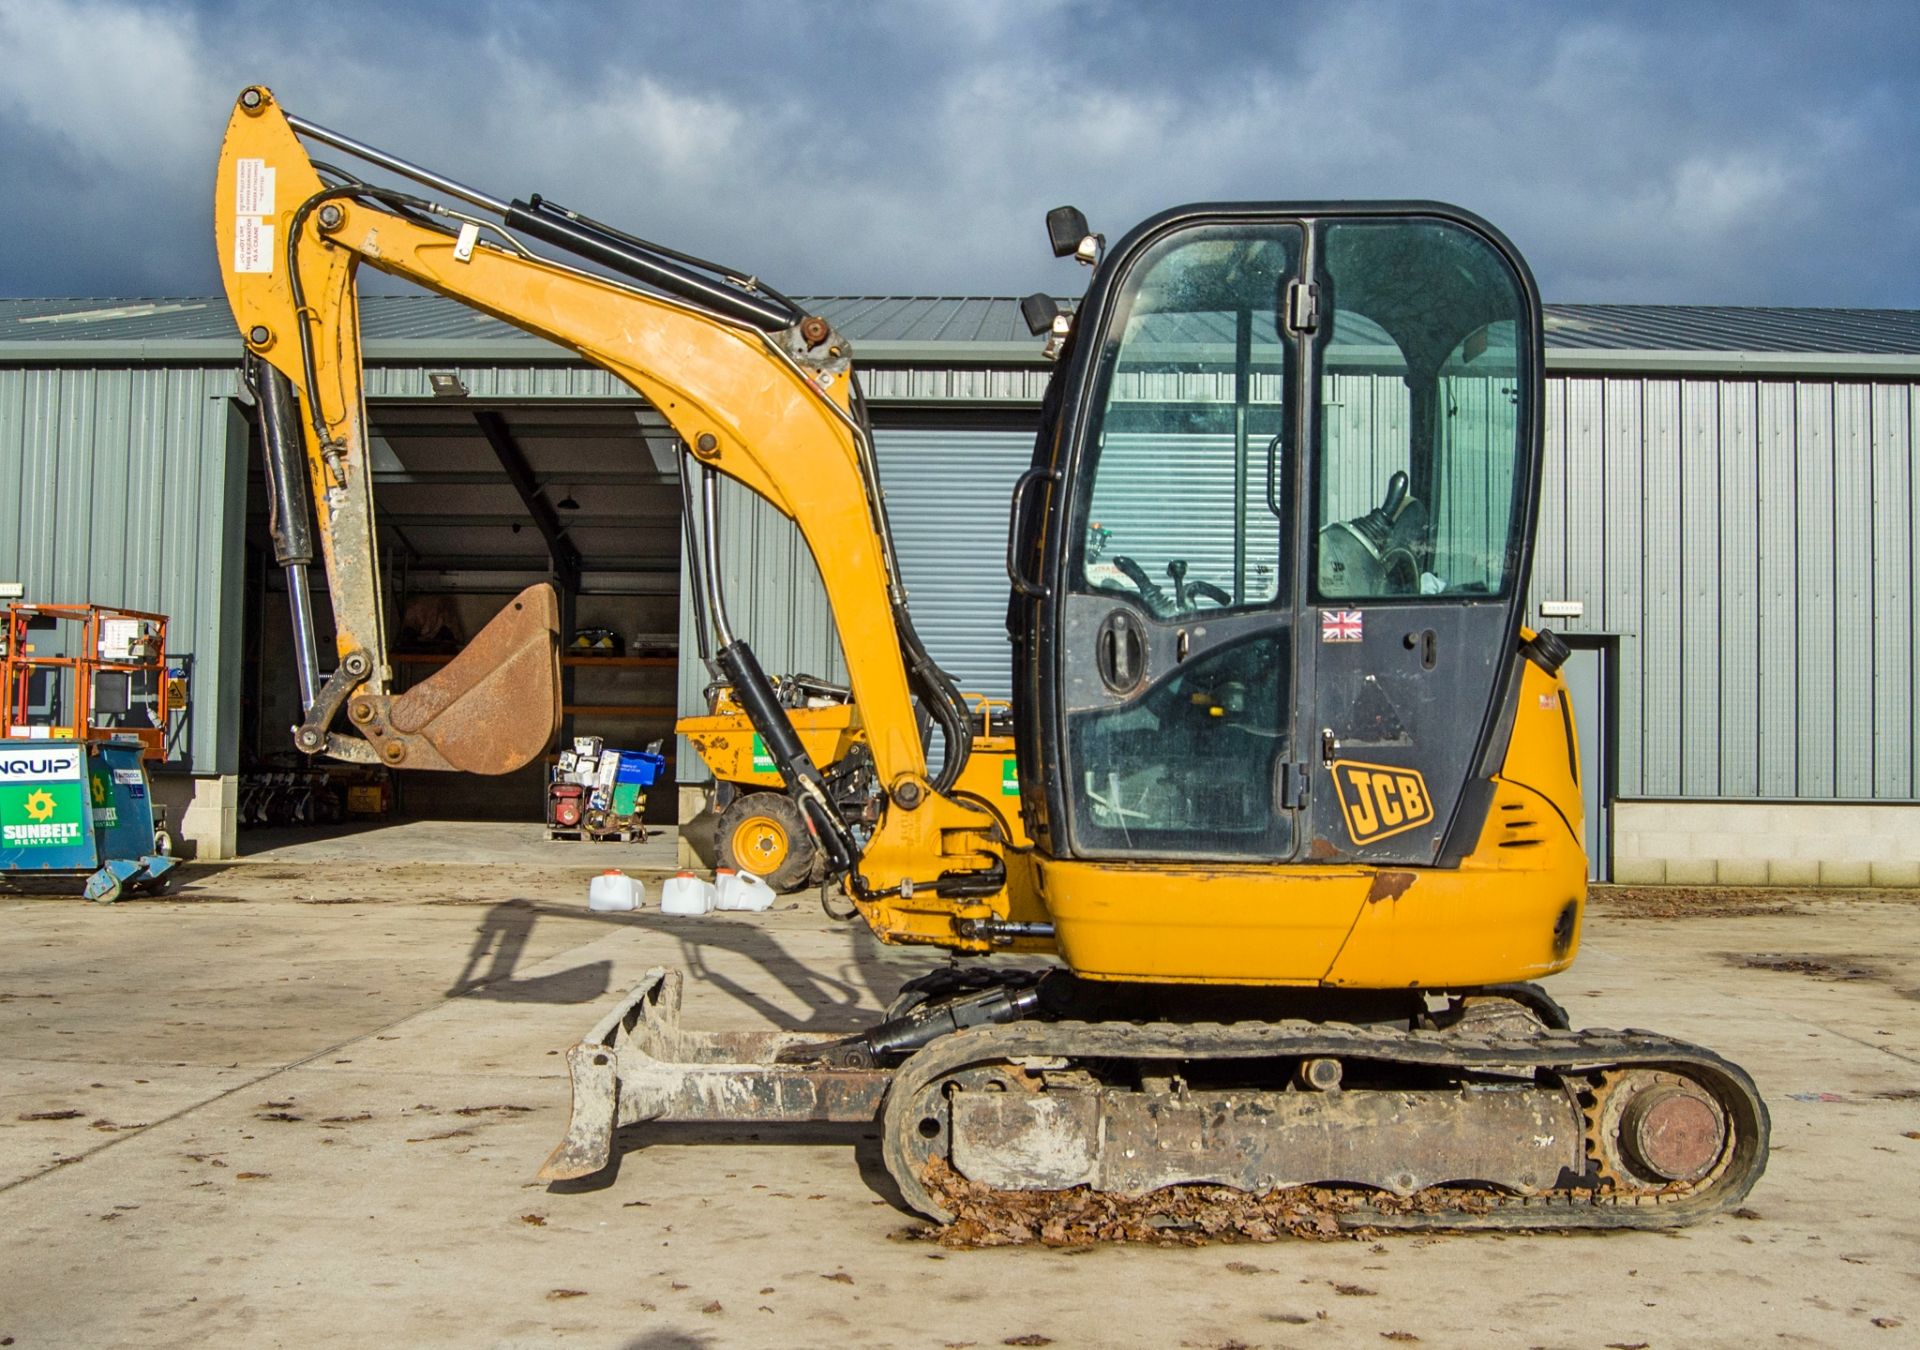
[0,747,88,848]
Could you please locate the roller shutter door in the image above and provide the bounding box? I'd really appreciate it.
[872,429,1035,701]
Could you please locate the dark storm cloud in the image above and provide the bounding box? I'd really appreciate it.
[1,0,1915,303]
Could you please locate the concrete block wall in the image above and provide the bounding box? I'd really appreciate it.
[150,774,238,861]
[1612,801,1920,887]
[676,785,714,870]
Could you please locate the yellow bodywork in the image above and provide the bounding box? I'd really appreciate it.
[217,87,1583,989]
[1043,655,1585,986]
[682,689,1031,853]
[680,692,864,789]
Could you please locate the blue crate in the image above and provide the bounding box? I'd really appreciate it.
[614,750,666,787]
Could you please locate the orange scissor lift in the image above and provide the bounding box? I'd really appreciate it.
[1,603,179,900]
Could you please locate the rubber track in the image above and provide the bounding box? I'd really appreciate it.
[881,1019,1770,1231]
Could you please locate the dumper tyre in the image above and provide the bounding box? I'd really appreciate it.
[716,791,815,893]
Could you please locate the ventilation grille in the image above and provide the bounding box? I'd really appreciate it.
[1496,800,1546,849]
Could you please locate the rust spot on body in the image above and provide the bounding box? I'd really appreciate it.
[1366,871,1416,903]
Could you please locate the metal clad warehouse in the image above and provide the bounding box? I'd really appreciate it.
[1,295,1916,884]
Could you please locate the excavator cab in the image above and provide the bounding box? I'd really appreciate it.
[1018,206,1540,871]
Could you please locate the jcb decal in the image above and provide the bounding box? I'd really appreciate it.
[1330,760,1434,845]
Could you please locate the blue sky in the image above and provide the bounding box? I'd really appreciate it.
[1,0,1916,304]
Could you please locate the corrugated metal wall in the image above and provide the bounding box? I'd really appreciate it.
[878,429,1036,695]
[675,428,1033,780]
[1532,374,1917,801]
[675,475,848,779]
[674,374,1919,806]
[0,365,247,774]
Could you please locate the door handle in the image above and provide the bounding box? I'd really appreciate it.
[1096,610,1146,694]
[1005,466,1057,599]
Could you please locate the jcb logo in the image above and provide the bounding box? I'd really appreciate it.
[1330,760,1434,845]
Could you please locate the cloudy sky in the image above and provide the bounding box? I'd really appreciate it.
[1,0,1915,305]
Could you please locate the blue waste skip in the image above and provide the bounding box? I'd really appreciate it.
[0,738,176,903]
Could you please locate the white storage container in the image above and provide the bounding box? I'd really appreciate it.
[717,870,775,912]
[587,869,641,912]
[660,871,716,915]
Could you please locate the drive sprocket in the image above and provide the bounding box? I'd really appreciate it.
[1583,1067,1732,1193]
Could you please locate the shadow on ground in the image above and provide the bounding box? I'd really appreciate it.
[445,898,931,1030]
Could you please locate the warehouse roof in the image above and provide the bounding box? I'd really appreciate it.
[2,295,1918,375]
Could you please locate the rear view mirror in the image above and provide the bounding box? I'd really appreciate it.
[1046,206,1091,259]
[1021,292,1062,336]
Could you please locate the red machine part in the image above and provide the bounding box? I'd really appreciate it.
[550,783,583,828]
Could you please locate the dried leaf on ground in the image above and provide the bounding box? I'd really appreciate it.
[921,1158,1419,1248]
[518,1213,546,1227]
[1591,885,1805,920]
[546,1289,586,1300]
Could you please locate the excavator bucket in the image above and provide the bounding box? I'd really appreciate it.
[354,584,561,775]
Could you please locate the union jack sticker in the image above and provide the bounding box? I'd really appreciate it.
[1321,609,1363,642]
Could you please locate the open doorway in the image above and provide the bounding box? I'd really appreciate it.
[240,398,684,854]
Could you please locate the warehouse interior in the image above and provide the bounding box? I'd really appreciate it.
[242,398,685,832]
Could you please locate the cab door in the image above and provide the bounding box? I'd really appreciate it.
[1301,216,1540,865]
[1028,213,1311,862]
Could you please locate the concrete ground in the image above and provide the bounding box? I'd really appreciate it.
[1,867,1915,1349]
[236,819,680,869]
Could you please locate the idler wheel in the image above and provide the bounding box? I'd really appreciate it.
[1619,1084,1725,1183]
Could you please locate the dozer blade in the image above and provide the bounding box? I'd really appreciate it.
[348,584,561,774]
[539,968,891,1182]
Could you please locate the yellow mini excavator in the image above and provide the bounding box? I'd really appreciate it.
[216,86,1766,1229]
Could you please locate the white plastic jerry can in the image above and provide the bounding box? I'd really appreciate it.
[723,871,775,912]
[588,869,641,912]
[660,870,716,916]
